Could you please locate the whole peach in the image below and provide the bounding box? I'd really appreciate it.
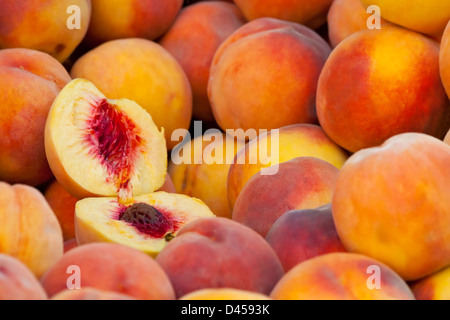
[208,18,331,132]
[317,27,449,152]
[0,0,91,62]
[0,48,71,185]
[332,133,450,281]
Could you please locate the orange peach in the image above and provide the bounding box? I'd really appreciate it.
[0,0,91,62]
[327,0,392,47]
[169,132,245,218]
[317,27,450,153]
[41,243,175,300]
[0,182,63,278]
[208,18,331,132]
[411,266,450,300]
[227,124,348,209]
[0,48,71,186]
[158,175,177,194]
[86,0,182,46]
[160,1,245,121]
[270,253,415,300]
[233,157,339,237]
[52,287,135,300]
[233,0,333,29]
[70,38,192,150]
[156,217,284,298]
[266,204,346,272]
[0,254,47,300]
[44,180,78,241]
[332,133,450,281]
[180,288,271,300]
[360,0,450,37]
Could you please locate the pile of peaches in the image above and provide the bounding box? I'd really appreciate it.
[0,0,449,301]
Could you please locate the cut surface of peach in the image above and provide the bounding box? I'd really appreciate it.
[45,79,167,202]
[75,191,215,256]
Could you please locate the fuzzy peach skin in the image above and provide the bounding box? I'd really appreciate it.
[0,48,71,186]
[0,182,63,278]
[227,124,348,209]
[360,0,450,37]
[70,38,192,150]
[440,21,450,99]
[411,266,450,300]
[327,0,392,47]
[332,133,450,281]
[317,27,450,153]
[0,254,47,300]
[41,243,175,300]
[0,0,91,62]
[156,217,284,298]
[234,0,333,29]
[266,204,346,272]
[233,157,339,237]
[169,132,245,218]
[160,2,245,121]
[159,175,177,193]
[52,287,135,300]
[208,18,330,132]
[180,288,271,300]
[270,253,415,300]
[44,180,78,241]
[86,0,182,45]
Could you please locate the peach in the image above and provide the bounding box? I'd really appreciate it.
[156,217,284,298]
[41,243,175,300]
[160,1,245,121]
[52,288,135,300]
[233,0,333,29]
[0,254,47,300]
[360,0,450,37]
[208,18,331,132]
[270,253,415,300]
[86,0,182,46]
[169,132,245,218]
[75,192,215,257]
[45,78,167,202]
[332,133,450,281]
[44,180,78,241]
[327,0,392,47]
[180,288,271,300]
[0,182,63,278]
[266,204,346,272]
[233,157,339,237]
[440,21,450,99]
[70,38,192,150]
[411,266,450,300]
[0,0,91,62]
[317,27,450,153]
[0,48,71,186]
[227,124,348,209]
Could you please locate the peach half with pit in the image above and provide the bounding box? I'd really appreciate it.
[75,191,215,257]
[45,78,167,202]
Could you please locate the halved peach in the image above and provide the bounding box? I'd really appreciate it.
[75,191,215,257]
[45,79,167,203]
